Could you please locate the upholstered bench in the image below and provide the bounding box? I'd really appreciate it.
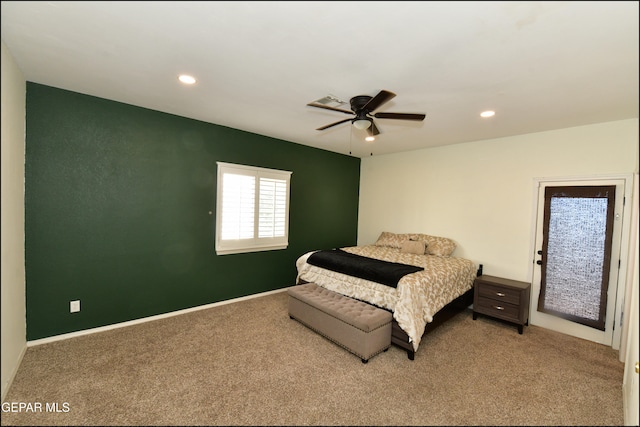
[288,283,392,363]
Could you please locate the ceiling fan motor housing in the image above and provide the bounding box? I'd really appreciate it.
[350,95,373,112]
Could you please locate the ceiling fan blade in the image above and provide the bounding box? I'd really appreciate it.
[367,121,380,136]
[373,112,426,121]
[307,103,354,115]
[316,118,353,131]
[362,90,396,112]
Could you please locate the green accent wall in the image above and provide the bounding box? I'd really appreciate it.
[25,83,360,340]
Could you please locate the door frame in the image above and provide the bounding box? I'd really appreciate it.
[527,173,634,350]
[622,173,639,426]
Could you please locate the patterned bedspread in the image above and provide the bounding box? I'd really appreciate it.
[296,245,477,351]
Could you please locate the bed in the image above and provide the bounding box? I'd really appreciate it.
[295,231,478,360]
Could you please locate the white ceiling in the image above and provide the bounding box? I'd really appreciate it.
[1,1,638,157]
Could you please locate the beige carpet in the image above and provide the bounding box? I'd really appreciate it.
[1,290,624,426]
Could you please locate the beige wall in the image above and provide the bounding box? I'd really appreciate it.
[358,118,639,281]
[1,39,27,401]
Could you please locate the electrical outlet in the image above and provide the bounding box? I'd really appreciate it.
[70,300,80,313]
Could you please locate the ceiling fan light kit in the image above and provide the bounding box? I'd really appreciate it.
[353,119,371,130]
[307,90,426,137]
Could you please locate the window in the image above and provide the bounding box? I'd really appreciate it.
[215,162,292,255]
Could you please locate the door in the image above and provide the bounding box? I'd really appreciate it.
[530,178,626,345]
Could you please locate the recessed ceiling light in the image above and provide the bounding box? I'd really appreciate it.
[178,75,197,85]
[480,110,495,118]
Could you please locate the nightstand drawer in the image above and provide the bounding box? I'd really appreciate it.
[477,283,521,305]
[475,296,521,322]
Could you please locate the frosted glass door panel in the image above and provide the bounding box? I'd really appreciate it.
[538,186,615,331]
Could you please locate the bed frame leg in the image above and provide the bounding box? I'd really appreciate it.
[407,350,414,360]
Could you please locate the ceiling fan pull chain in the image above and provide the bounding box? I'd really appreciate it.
[349,124,353,156]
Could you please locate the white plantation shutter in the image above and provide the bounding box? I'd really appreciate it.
[220,173,255,240]
[216,162,291,255]
[258,177,287,238]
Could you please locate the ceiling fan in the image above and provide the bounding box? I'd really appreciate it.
[307,90,426,137]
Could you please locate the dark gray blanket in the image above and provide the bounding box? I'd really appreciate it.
[306,248,424,288]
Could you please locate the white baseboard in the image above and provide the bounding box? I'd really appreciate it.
[27,287,290,347]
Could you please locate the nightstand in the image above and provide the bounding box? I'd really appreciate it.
[472,275,531,334]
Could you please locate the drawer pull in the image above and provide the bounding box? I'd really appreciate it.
[495,292,506,297]
[493,305,505,310]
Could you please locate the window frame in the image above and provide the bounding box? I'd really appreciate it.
[215,162,292,255]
